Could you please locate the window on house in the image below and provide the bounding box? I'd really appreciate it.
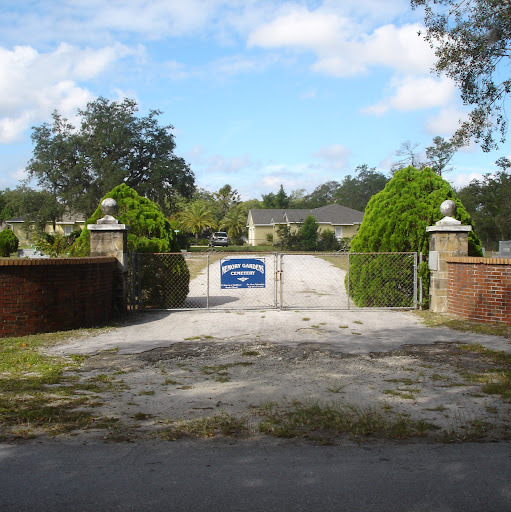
[63,225,74,236]
[335,226,343,238]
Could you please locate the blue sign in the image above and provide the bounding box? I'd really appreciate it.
[221,258,266,289]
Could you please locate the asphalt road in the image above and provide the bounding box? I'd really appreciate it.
[1,440,510,511]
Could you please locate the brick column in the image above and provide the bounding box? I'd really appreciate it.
[426,200,471,313]
[88,199,129,316]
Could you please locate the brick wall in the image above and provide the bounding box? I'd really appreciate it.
[446,257,511,325]
[0,257,117,337]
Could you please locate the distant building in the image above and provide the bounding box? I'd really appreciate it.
[246,204,364,247]
[5,212,85,245]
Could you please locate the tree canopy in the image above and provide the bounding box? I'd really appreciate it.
[412,0,511,151]
[262,184,290,208]
[177,200,217,243]
[457,157,511,249]
[27,97,195,216]
[0,186,65,234]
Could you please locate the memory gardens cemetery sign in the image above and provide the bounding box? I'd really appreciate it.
[220,258,266,289]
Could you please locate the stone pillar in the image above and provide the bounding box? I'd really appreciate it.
[426,200,471,313]
[88,199,129,316]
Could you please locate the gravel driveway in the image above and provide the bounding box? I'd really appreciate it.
[46,306,511,442]
[182,253,352,309]
[43,255,511,442]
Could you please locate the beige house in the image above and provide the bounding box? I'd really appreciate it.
[5,213,86,246]
[247,204,364,247]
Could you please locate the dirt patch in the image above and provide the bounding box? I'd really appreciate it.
[67,340,511,443]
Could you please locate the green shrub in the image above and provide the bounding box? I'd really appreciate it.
[348,167,482,307]
[33,233,72,257]
[318,230,341,251]
[71,184,189,307]
[0,229,19,257]
[275,216,321,251]
[138,254,191,308]
[300,215,319,251]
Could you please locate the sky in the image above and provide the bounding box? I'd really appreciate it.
[0,0,508,202]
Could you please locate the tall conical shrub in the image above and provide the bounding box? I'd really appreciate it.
[349,167,482,307]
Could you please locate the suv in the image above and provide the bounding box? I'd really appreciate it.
[209,232,229,247]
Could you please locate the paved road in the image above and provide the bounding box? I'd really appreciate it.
[1,440,510,511]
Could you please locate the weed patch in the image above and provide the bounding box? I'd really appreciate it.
[242,350,260,357]
[159,414,249,440]
[256,401,438,443]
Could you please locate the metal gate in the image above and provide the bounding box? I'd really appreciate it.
[128,251,418,311]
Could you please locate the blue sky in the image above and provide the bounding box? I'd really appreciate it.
[0,0,508,201]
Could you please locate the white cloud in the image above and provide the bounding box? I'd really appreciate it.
[363,76,455,115]
[313,144,351,170]
[248,8,351,51]
[363,24,435,75]
[206,154,254,174]
[247,2,435,77]
[450,172,484,189]
[0,43,140,143]
[426,104,469,136]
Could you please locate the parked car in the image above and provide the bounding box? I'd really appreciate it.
[209,232,229,247]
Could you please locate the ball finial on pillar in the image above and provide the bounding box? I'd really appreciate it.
[98,199,119,224]
[440,200,456,218]
[101,198,119,217]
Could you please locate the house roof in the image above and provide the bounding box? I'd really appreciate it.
[6,212,86,224]
[248,209,288,226]
[248,204,363,226]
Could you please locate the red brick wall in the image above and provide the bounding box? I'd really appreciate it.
[446,257,511,325]
[0,257,117,337]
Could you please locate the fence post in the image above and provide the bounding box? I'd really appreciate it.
[426,200,471,313]
[88,198,129,317]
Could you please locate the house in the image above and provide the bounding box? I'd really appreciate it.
[246,204,364,246]
[5,212,86,246]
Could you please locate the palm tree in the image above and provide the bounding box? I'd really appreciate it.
[220,206,247,242]
[178,201,217,244]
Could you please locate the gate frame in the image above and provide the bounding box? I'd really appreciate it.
[128,251,419,311]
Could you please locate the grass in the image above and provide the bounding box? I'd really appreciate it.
[164,378,182,385]
[327,385,345,393]
[0,328,116,440]
[242,350,260,356]
[440,419,498,443]
[256,401,439,443]
[415,311,511,339]
[158,414,249,440]
[199,362,254,383]
[455,344,511,399]
[417,313,511,400]
[316,254,349,272]
[383,390,418,400]
[384,378,417,385]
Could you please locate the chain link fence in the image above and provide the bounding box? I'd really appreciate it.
[128,251,417,311]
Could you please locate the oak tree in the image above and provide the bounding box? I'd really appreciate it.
[27,97,195,216]
[412,0,511,151]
